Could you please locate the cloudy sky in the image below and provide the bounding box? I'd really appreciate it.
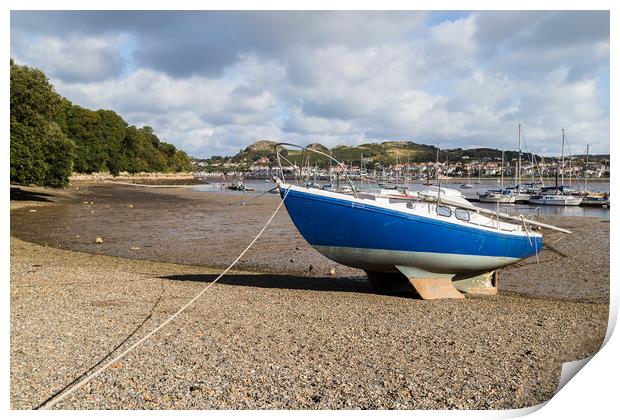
[11,11,610,158]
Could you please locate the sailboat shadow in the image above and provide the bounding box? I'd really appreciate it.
[160,273,416,297]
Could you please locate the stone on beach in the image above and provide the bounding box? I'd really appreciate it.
[9,183,610,410]
[95,237,103,244]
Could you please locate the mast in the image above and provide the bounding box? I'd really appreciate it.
[569,151,572,189]
[435,141,440,181]
[517,123,522,188]
[396,149,399,182]
[531,151,535,184]
[561,128,565,187]
[360,152,364,189]
[407,151,410,184]
[501,150,504,190]
[327,150,331,183]
[585,144,589,192]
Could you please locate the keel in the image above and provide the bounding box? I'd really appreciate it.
[452,270,499,295]
[395,265,464,300]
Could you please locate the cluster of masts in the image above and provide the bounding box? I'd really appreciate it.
[273,142,573,234]
[477,125,608,207]
[280,125,608,208]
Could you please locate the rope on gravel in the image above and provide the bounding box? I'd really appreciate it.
[520,216,542,278]
[38,187,289,410]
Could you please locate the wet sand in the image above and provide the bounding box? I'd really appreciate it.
[10,184,610,409]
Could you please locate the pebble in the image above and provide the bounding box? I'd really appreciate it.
[95,237,103,244]
[9,184,610,410]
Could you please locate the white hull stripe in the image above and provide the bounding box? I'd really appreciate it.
[314,245,520,275]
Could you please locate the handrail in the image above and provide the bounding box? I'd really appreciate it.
[273,142,359,198]
[272,142,570,234]
[415,192,571,234]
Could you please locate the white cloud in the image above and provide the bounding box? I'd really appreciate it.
[11,11,609,158]
[12,34,126,82]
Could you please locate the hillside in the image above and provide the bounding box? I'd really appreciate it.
[207,140,533,169]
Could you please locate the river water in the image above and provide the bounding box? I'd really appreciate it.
[194,178,610,219]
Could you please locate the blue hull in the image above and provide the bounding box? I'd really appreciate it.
[281,186,541,274]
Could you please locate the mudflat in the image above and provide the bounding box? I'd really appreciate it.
[10,183,610,302]
[10,184,610,409]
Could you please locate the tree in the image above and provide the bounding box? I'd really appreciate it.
[39,121,75,187]
[11,59,194,186]
[10,60,75,186]
[10,116,48,185]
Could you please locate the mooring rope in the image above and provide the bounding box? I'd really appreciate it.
[520,215,541,274]
[38,187,289,410]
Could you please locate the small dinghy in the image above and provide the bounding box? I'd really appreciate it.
[273,143,570,299]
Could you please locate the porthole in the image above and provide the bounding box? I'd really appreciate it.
[455,208,470,221]
[436,205,452,217]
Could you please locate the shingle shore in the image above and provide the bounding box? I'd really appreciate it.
[10,185,609,409]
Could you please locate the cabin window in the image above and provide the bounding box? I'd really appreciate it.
[358,193,376,201]
[436,205,452,217]
[455,208,470,221]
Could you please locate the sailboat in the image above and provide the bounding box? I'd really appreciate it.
[580,145,610,207]
[529,129,583,206]
[478,150,516,203]
[460,164,473,189]
[273,143,570,300]
[512,123,531,203]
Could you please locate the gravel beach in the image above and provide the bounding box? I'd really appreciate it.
[10,184,610,409]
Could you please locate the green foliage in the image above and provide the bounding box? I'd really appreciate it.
[10,60,74,186]
[39,120,76,187]
[280,141,532,169]
[10,60,193,187]
[10,116,48,185]
[10,59,63,126]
